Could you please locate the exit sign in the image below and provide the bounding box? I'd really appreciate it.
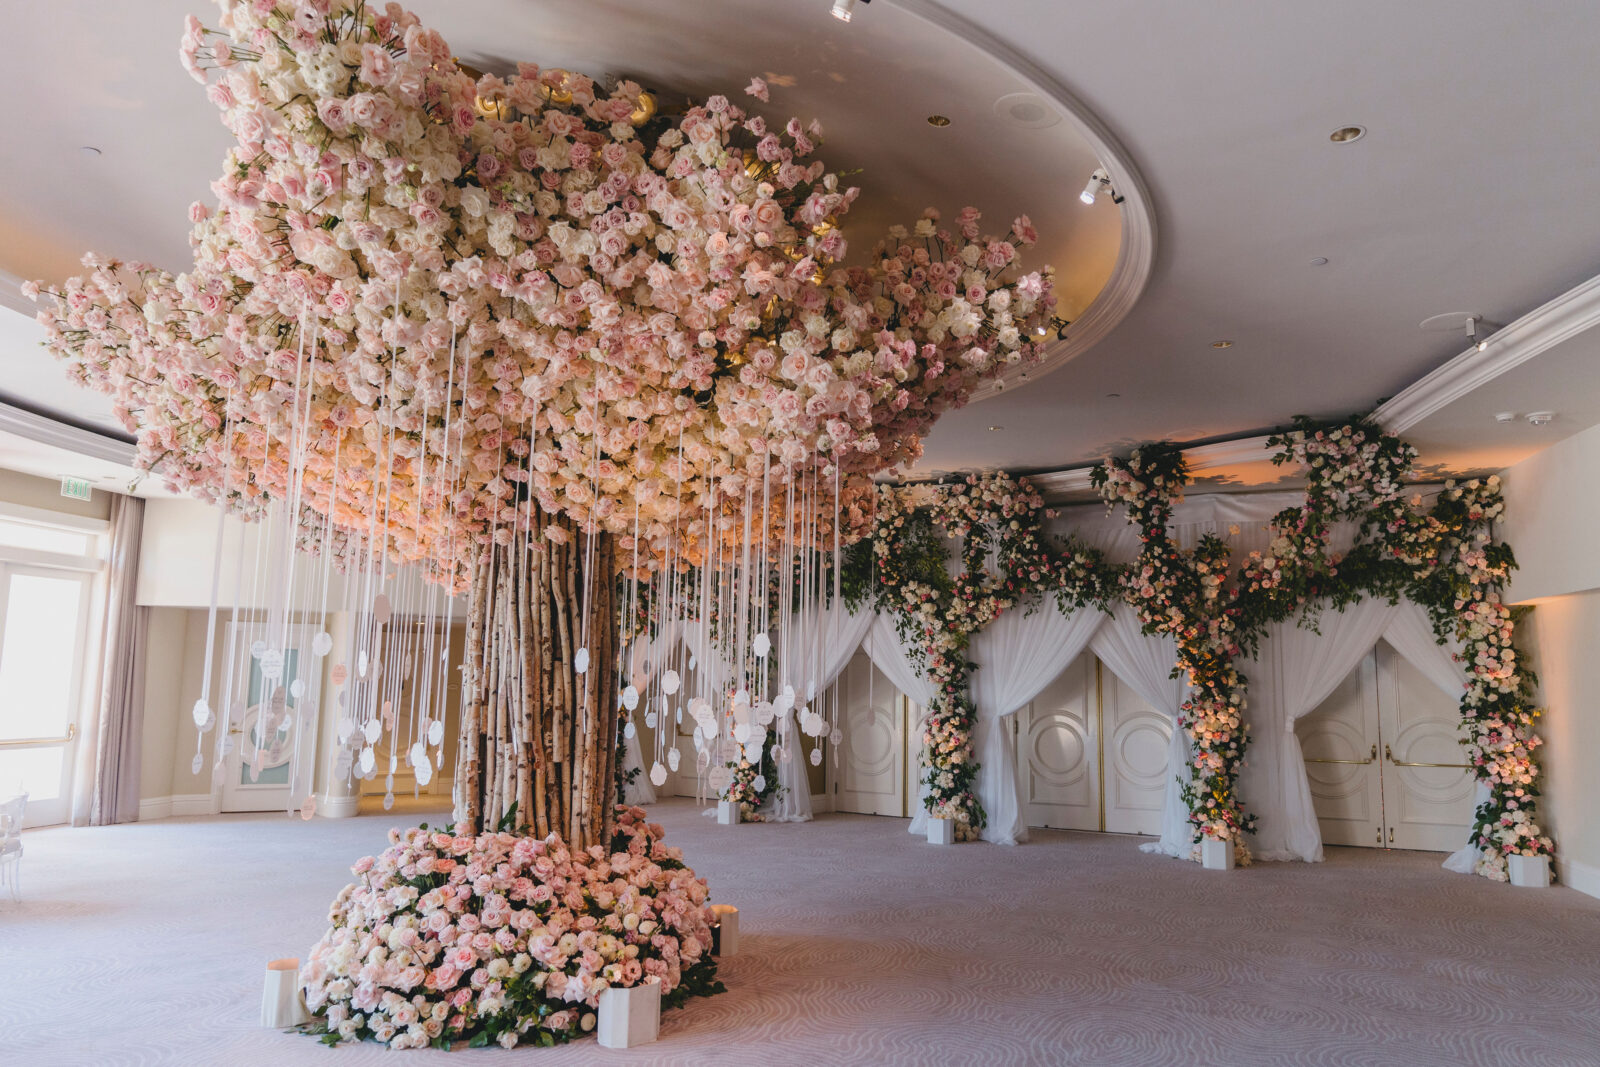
[60,477,93,501]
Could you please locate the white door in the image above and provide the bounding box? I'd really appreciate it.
[221,621,321,812]
[1019,652,1098,831]
[830,652,905,817]
[1299,651,1385,848]
[1101,668,1174,836]
[1378,644,1477,851]
[0,563,96,828]
[1299,642,1474,852]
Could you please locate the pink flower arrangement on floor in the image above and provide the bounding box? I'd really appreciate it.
[299,805,723,1049]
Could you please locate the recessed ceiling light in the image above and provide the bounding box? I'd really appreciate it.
[1329,125,1366,143]
[1310,257,1329,266]
[986,425,1003,431]
[1527,411,1557,426]
[1106,392,1121,399]
[81,146,102,156]
[1493,412,1517,423]
[1211,340,1233,349]
[927,114,951,128]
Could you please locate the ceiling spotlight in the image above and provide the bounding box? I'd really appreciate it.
[1211,340,1233,349]
[987,425,1003,432]
[1466,316,1488,352]
[1493,412,1517,423]
[81,145,102,156]
[1329,125,1366,143]
[831,0,868,22]
[1527,411,1556,426]
[926,114,951,127]
[1079,167,1112,205]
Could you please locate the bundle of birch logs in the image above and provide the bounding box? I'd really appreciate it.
[453,508,620,851]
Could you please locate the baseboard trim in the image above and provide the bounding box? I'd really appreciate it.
[138,793,217,821]
[138,796,171,821]
[317,792,361,819]
[1556,856,1600,900]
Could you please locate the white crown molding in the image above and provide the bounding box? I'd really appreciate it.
[0,400,136,466]
[1375,272,1600,433]
[0,267,39,318]
[888,0,1157,403]
[1026,434,1275,499]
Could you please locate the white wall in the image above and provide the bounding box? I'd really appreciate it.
[1516,592,1600,898]
[1500,420,1600,603]
[1499,418,1600,897]
[0,466,111,522]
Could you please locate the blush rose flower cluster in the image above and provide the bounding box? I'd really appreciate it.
[27,0,1055,588]
[300,805,722,1049]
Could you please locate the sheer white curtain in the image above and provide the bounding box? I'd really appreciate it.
[1089,603,1193,858]
[1380,602,1484,874]
[618,621,683,805]
[860,614,940,834]
[1241,601,1396,861]
[765,603,876,822]
[968,602,1104,845]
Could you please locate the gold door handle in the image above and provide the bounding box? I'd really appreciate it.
[1385,744,1471,769]
[1306,743,1377,766]
[0,723,76,748]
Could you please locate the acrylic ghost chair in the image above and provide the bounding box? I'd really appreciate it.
[0,792,26,901]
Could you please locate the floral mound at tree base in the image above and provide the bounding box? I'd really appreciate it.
[300,805,724,1049]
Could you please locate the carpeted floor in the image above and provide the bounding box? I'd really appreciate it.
[3,800,1598,1067]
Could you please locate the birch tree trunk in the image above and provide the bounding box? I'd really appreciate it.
[453,509,619,851]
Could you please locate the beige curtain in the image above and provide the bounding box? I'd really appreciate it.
[73,494,148,826]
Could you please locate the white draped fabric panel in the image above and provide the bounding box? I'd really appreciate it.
[860,614,940,835]
[764,604,876,822]
[1089,603,1193,858]
[967,603,1105,845]
[1241,602,1397,862]
[618,620,684,806]
[1379,602,1484,874]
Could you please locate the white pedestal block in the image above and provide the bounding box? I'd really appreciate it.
[1508,853,1551,888]
[596,981,661,1049]
[712,903,739,956]
[717,800,740,825]
[1201,837,1235,871]
[261,958,309,1028]
[927,817,955,845]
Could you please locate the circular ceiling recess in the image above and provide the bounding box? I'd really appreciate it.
[993,91,1062,130]
[411,0,1154,399]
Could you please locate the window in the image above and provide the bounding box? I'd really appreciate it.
[0,504,106,825]
[0,517,93,558]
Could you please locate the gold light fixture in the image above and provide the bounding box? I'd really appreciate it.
[629,91,657,127]
[926,114,951,127]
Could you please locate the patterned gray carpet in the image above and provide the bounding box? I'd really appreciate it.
[3,799,1598,1066]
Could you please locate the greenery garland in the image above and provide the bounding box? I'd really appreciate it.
[852,474,1107,839]
[850,417,1553,879]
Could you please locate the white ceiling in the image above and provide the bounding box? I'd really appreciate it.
[3,0,1600,484]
